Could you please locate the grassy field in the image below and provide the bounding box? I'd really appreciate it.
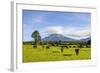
[23,44,91,63]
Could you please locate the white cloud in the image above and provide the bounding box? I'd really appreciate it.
[45,25,90,40]
[45,26,64,34]
[66,30,90,39]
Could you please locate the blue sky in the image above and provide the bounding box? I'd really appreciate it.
[23,10,91,41]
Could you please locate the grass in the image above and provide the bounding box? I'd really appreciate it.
[23,44,91,63]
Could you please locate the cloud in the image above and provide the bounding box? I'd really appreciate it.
[66,29,90,39]
[45,25,90,39]
[45,26,64,34]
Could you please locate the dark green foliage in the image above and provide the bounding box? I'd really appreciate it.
[23,41,33,45]
[31,30,41,48]
[87,40,91,45]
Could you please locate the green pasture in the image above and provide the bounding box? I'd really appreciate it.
[23,44,91,63]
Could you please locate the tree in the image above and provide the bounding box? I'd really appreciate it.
[31,30,41,48]
[87,40,91,45]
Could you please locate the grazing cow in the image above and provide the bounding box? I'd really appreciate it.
[75,47,80,55]
[63,46,68,49]
[64,46,68,49]
[42,45,44,48]
[69,46,71,48]
[73,46,76,48]
[46,45,50,49]
[61,46,64,52]
[33,45,37,48]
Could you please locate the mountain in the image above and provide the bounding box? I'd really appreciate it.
[79,37,91,42]
[42,34,75,42]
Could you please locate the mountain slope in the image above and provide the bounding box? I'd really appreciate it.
[42,34,75,42]
[80,37,91,42]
